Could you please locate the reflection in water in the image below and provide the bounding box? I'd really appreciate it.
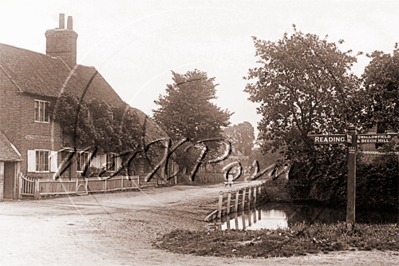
[221,208,288,230]
[220,202,397,230]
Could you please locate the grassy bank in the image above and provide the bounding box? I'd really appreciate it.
[154,222,399,258]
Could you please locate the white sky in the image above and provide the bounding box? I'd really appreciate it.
[1,0,398,138]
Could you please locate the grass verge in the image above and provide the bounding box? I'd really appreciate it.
[153,222,399,258]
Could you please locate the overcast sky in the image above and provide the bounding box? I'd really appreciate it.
[1,0,398,138]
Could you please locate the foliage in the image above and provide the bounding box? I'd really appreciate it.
[154,223,399,258]
[223,121,255,156]
[356,151,399,210]
[153,69,232,170]
[357,46,399,132]
[153,69,232,141]
[50,91,143,154]
[244,26,359,166]
[249,147,283,170]
[285,145,399,210]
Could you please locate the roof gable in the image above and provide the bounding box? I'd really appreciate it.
[0,130,21,161]
[0,43,123,106]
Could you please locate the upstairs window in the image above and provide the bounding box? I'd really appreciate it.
[34,100,49,123]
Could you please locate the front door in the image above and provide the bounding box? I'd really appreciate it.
[4,162,15,198]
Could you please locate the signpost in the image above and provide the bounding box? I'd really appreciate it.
[308,127,398,229]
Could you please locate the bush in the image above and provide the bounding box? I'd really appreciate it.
[356,153,398,210]
[285,152,398,211]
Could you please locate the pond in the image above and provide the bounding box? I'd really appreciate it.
[220,202,397,230]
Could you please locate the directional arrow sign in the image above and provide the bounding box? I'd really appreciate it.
[357,133,398,144]
[308,134,347,144]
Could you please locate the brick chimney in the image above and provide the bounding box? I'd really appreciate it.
[45,13,78,68]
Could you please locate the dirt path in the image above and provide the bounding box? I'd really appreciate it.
[1,182,398,266]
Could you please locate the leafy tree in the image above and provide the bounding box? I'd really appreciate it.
[223,121,255,156]
[244,26,359,180]
[153,69,232,172]
[358,46,399,133]
[153,69,232,141]
[50,92,143,154]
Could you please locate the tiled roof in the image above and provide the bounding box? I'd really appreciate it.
[0,130,21,161]
[0,43,123,106]
[130,107,171,143]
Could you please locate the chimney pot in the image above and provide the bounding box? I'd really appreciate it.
[59,13,65,29]
[67,16,73,30]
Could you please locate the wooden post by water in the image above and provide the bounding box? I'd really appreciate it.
[234,190,239,213]
[217,191,223,219]
[248,186,252,210]
[347,125,357,229]
[234,212,239,230]
[226,191,231,215]
[241,188,246,211]
[253,186,257,206]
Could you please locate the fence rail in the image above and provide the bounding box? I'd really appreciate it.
[204,181,268,222]
[18,174,151,199]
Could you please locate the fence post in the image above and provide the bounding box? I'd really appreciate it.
[235,190,239,213]
[227,191,231,215]
[85,178,88,193]
[104,179,107,193]
[253,185,257,207]
[248,186,252,210]
[18,173,22,199]
[137,176,140,188]
[241,188,246,211]
[75,178,79,193]
[217,191,223,219]
[34,179,40,200]
[121,176,124,191]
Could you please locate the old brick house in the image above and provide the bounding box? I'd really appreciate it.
[0,14,133,199]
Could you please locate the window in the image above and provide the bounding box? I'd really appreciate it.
[35,150,49,172]
[34,100,49,122]
[76,152,89,172]
[106,153,116,171]
[28,150,57,172]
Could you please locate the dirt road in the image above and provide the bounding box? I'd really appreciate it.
[1,182,398,266]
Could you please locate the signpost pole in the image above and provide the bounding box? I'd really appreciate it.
[347,125,357,230]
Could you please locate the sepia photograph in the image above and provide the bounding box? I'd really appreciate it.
[0,1,398,265]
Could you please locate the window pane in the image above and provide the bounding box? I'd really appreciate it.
[39,102,44,122]
[107,154,115,171]
[36,150,40,171]
[77,153,81,171]
[34,101,39,121]
[44,151,49,171]
[44,102,49,122]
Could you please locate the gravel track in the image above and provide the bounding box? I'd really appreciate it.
[1,182,398,265]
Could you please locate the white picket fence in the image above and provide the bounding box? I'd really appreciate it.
[19,174,157,199]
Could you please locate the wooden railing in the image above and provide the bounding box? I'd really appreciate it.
[18,175,151,199]
[204,181,268,222]
[19,174,35,197]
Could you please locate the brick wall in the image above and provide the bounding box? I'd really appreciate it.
[0,162,4,199]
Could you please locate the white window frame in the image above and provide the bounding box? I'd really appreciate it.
[34,99,50,123]
[31,149,50,173]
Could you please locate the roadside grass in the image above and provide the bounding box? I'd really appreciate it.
[153,222,399,258]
